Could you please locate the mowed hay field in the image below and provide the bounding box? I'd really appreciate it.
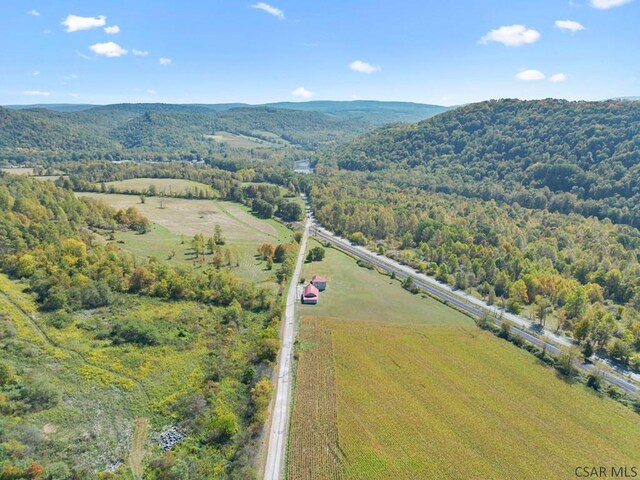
[288,244,640,479]
[299,240,471,325]
[77,192,293,284]
[102,177,217,197]
[290,318,640,480]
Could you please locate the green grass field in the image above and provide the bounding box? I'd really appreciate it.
[299,240,471,325]
[288,242,640,480]
[77,192,294,285]
[206,131,288,148]
[101,178,217,197]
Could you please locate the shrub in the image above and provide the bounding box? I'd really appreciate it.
[20,378,60,412]
[0,361,17,387]
[587,373,603,391]
[47,311,72,329]
[109,320,160,346]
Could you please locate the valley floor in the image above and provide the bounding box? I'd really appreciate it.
[287,244,640,480]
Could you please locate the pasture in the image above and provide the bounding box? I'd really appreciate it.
[101,177,217,197]
[289,317,640,480]
[77,192,293,284]
[299,240,471,325]
[207,131,287,149]
[0,167,35,175]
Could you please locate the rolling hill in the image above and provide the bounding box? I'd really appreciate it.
[0,103,371,158]
[333,98,640,226]
[3,100,450,126]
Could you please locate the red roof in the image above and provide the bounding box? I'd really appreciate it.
[303,283,319,297]
[311,275,327,283]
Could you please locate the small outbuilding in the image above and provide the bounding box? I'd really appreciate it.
[301,283,319,304]
[311,275,327,291]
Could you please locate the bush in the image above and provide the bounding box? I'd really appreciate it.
[47,311,72,329]
[586,373,603,391]
[109,320,160,346]
[45,462,71,480]
[402,276,420,294]
[306,246,326,262]
[0,362,17,387]
[506,299,522,314]
[20,378,60,412]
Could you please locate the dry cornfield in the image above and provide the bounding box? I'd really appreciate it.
[288,317,640,480]
[287,318,343,479]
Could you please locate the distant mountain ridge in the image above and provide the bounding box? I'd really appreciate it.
[3,100,451,126]
[0,101,451,162]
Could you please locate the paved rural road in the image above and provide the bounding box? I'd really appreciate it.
[308,218,640,397]
[264,216,311,480]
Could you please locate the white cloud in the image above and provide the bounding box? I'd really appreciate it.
[550,73,567,82]
[62,14,107,32]
[104,25,120,34]
[349,60,381,74]
[591,0,633,8]
[27,9,40,17]
[146,89,157,95]
[78,52,93,60]
[159,57,172,65]
[516,69,546,81]
[69,93,80,98]
[251,3,285,20]
[32,71,40,76]
[479,25,541,47]
[133,49,149,56]
[43,29,51,34]
[23,90,50,96]
[292,87,315,99]
[90,42,127,57]
[555,20,585,31]
[64,73,79,80]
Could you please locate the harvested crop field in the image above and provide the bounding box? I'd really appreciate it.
[288,317,640,480]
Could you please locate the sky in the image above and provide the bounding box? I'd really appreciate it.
[1,0,638,106]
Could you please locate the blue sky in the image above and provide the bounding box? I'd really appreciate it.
[1,0,638,105]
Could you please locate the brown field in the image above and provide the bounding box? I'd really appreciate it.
[287,320,342,480]
[289,317,640,480]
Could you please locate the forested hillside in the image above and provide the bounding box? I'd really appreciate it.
[0,104,367,163]
[334,99,640,227]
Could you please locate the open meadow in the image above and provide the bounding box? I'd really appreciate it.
[77,192,294,285]
[101,178,217,197]
[299,240,471,325]
[288,244,640,480]
[206,131,288,149]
